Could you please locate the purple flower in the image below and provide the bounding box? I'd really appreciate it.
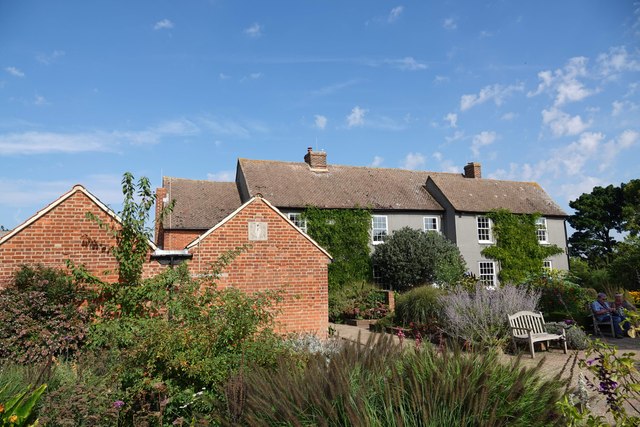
[586,359,596,366]
[113,400,125,409]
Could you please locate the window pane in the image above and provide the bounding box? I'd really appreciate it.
[477,216,491,242]
[479,261,495,287]
[372,216,388,243]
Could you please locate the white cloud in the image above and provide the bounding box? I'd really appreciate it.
[314,115,327,130]
[199,116,251,139]
[443,18,457,30]
[402,152,425,170]
[460,83,524,111]
[528,56,593,106]
[597,46,640,80]
[34,95,49,106]
[347,106,367,128]
[5,67,24,78]
[433,75,449,84]
[601,130,639,171]
[388,6,404,23]
[432,152,443,162]
[219,73,231,80]
[36,50,65,65]
[249,72,262,79]
[206,171,234,182]
[383,57,427,71]
[370,156,384,167]
[244,23,263,38]
[541,107,590,137]
[445,130,464,143]
[501,112,516,121]
[154,19,174,30]
[471,131,497,157]
[444,112,457,128]
[612,100,638,116]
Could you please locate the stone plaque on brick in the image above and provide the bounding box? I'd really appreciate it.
[248,221,268,241]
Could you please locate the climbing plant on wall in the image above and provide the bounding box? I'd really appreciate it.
[481,209,564,284]
[302,207,372,291]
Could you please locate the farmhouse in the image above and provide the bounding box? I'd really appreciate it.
[157,148,569,287]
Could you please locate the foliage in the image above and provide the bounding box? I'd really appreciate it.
[440,284,541,350]
[302,207,371,291]
[222,334,565,426]
[545,322,590,350]
[0,265,90,364]
[608,235,640,290]
[622,179,640,236]
[568,184,625,266]
[481,209,563,284]
[372,227,466,291]
[0,383,46,427]
[328,280,388,321]
[523,271,591,324]
[395,285,444,327]
[559,339,640,426]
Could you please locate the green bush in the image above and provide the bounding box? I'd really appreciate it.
[328,281,388,322]
[372,227,467,291]
[0,265,90,364]
[225,335,565,426]
[395,285,444,327]
[523,271,591,324]
[544,322,590,350]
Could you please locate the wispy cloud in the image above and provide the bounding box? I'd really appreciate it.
[370,156,384,167]
[445,130,465,144]
[460,83,524,111]
[36,50,65,65]
[5,67,24,78]
[154,19,174,30]
[444,112,457,128]
[443,18,457,30]
[219,73,231,80]
[401,152,426,170]
[206,171,235,182]
[34,95,49,106]
[471,131,497,157]
[244,23,263,38]
[528,57,594,106]
[385,56,427,71]
[541,107,590,137]
[314,115,327,130]
[388,6,404,23]
[501,112,517,121]
[347,106,367,128]
[309,79,360,97]
[597,46,640,80]
[612,99,638,116]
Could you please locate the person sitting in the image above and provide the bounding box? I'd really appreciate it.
[591,292,626,338]
[614,293,637,316]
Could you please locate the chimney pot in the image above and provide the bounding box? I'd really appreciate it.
[464,162,481,178]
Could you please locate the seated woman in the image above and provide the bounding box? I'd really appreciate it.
[614,293,637,316]
[591,292,626,338]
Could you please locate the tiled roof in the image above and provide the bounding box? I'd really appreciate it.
[427,173,567,216]
[238,159,445,211]
[163,177,242,229]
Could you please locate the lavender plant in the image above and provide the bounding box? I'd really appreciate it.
[440,284,540,350]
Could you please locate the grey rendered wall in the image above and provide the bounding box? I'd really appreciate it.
[454,213,569,279]
[369,211,443,252]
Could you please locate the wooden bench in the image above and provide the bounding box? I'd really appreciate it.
[508,311,567,358]
[590,309,615,337]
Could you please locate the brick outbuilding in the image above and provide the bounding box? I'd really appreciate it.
[184,196,332,335]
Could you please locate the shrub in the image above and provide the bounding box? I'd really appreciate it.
[523,271,591,324]
[440,284,540,350]
[544,322,590,350]
[0,265,90,364]
[395,285,444,327]
[225,334,564,426]
[328,281,388,322]
[372,227,466,291]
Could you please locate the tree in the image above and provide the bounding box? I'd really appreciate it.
[568,184,624,266]
[608,236,640,290]
[371,227,466,291]
[482,209,563,284]
[622,179,640,236]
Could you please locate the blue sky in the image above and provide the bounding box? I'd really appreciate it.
[1,1,639,229]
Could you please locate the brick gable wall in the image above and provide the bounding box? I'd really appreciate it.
[186,198,330,335]
[0,190,122,288]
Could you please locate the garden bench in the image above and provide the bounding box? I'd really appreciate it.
[508,311,567,358]
[590,310,615,337]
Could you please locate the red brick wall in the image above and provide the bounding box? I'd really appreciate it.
[162,229,203,250]
[0,190,123,288]
[186,198,330,336]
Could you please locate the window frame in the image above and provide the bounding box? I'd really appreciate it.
[543,260,553,271]
[371,215,388,245]
[423,216,440,233]
[287,212,307,233]
[478,261,497,288]
[536,217,549,244]
[476,216,493,243]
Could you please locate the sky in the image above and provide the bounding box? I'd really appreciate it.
[0,1,639,230]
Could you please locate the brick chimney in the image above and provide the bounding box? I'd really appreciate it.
[155,186,167,248]
[304,147,328,171]
[463,162,481,178]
